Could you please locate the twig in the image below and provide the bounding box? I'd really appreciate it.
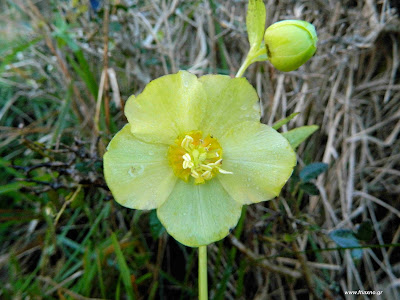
[229,236,302,279]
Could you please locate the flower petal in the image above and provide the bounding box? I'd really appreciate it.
[198,75,260,138]
[125,71,207,144]
[157,179,242,247]
[104,124,177,209]
[218,122,296,204]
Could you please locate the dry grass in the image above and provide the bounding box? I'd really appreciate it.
[1,0,400,299]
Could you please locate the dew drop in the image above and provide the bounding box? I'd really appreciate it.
[128,165,144,177]
[137,165,145,175]
[240,105,247,110]
[128,166,136,177]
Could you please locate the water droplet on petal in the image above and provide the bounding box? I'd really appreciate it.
[137,165,144,175]
[128,166,136,177]
[128,165,144,177]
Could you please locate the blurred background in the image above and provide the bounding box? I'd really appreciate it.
[0,0,399,299]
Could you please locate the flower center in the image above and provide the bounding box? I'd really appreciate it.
[168,130,232,184]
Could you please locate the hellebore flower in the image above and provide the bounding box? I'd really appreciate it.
[264,20,318,72]
[103,71,296,247]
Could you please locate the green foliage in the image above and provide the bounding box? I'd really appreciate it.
[111,233,136,300]
[149,209,165,240]
[355,221,374,242]
[237,0,268,76]
[246,0,266,50]
[299,182,320,195]
[0,37,42,75]
[272,112,300,130]
[329,229,363,260]
[283,125,319,149]
[299,162,328,182]
[290,162,328,196]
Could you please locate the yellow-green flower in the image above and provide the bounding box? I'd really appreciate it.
[264,20,318,72]
[103,71,296,247]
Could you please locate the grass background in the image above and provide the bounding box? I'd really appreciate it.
[1,0,400,299]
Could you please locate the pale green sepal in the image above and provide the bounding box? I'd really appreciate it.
[218,122,296,204]
[282,125,319,149]
[124,71,207,145]
[157,179,242,247]
[104,124,177,209]
[246,0,266,49]
[198,75,260,138]
[272,112,300,130]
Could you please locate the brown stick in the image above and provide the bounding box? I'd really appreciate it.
[230,236,302,279]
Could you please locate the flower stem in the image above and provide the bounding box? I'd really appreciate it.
[198,245,208,300]
[236,47,268,78]
[235,54,252,78]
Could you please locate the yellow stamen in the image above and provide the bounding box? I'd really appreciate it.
[168,130,232,184]
[182,153,194,169]
[181,135,194,150]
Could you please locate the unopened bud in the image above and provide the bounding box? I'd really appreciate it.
[264,20,318,72]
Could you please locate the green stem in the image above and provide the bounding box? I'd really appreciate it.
[236,47,268,78]
[198,245,208,300]
[235,53,252,78]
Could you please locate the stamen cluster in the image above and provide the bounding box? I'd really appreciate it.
[168,131,232,184]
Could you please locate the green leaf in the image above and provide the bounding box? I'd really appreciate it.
[272,112,300,130]
[51,83,73,144]
[67,50,98,98]
[0,182,24,195]
[355,221,373,242]
[70,188,85,209]
[282,125,319,149]
[149,210,165,240]
[299,162,328,182]
[110,233,135,300]
[52,15,79,51]
[246,0,266,49]
[283,233,295,242]
[289,173,300,193]
[329,229,363,260]
[300,182,319,195]
[0,37,42,75]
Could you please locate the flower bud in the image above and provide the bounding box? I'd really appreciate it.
[264,20,317,72]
